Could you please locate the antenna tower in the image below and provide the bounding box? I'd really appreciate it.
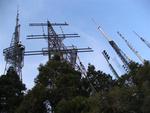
[3,10,25,80]
[102,50,119,79]
[117,31,144,64]
[25,21,93,67]
[93,22,131,73]
[133,31,150,49]
[25,20,96,94]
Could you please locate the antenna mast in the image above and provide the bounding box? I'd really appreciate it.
[117,32,144,64]
[102,50,119,79]
[3,10,25,80]
[25,20,96,94]
[93,20,131,73]
[133,31,150,49]
[25,21,93,67]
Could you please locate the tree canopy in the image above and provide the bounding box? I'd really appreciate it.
[1,59,150,113]
[0,68,26,113]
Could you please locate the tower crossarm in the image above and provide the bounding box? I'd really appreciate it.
[26,34,80,40]
[24,47,93,56]
[27,34,79,37]
[29,22,68,26]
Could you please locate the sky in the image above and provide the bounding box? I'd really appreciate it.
[0,0,150,89]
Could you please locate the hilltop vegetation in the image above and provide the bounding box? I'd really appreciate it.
[1,57,150,113]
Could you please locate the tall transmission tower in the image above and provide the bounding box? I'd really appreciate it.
[3,10,25,80]
[93,22,131,73]
[25,21,93,67]
[102,50,119,79]
[133,31,150,49]
[25,20,97,94]
[117,32,144,64]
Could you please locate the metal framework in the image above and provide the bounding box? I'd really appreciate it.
[25,21,93,68]
[117,32,144,64]
[25,20,97,96]
[96,25,131,73]
[25,21,97,95]
[102,50,119,79]
[3,11,25,80]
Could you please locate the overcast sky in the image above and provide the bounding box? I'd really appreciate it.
[0,0,150,89]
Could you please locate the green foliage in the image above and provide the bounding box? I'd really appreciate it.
[35,60,86,102]
[55,96,89,113]
[3,59,150,113]
[86,64,114,93]
[95,61,150,113]
[16,85,48,113]
[17,60,90,113]
[0,68,26,113]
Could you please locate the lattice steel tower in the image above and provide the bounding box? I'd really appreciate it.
[3,11,25,80]
[25,21,93,68]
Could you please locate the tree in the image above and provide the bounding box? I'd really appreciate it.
[16,85,48,113]
[35,60,86,105]
[16,57,150,113]
[55,96,89,113]
[17,59,88,113]
[0,67,26,113]
[85,64,114,93]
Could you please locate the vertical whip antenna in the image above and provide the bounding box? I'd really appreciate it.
[133,31,150,49]
[92,18,112,41]
[117,31,144,64]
